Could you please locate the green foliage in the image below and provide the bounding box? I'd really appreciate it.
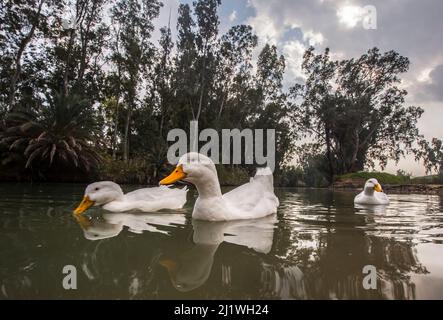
[214,165,250,186]
[0,0,429,185]
[0,92,101,174]
[411,174,443,185]
[336,171,411,185]
[415,138,443,175]
[98,154,157,184]
[291,47,424,181]
[277,166,304,187]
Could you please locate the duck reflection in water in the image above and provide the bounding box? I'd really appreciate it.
[159,214,278,292]
[72,208,428,299]
[74,212,186,240]
[354,203,388,215]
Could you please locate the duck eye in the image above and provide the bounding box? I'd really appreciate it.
[95,187,99,191]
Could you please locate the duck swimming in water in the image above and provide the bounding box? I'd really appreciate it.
[159,152,279,221]
[73,181,188,215]
[354,178,389,205]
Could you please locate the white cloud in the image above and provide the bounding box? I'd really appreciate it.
[336,5,366,28]
[303,30,324,46]
[229,10,237,22]
[247,11,280,44]
[282,40,307,84]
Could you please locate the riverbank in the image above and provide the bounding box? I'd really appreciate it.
[332,180,443,195]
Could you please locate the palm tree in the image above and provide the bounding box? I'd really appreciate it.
[1,92,101,172]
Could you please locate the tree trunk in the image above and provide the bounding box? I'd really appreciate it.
[8,0,45,111]
[196,41,208,120]
[123,104,132,163]
[217,93,226,120]
[63,28,76,96]
[325,124,334,182]
[112,100,119,160]
[349,128,360,172]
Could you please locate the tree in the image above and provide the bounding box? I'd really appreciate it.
[215,25,257,121]
[291,47,424,181]
[257,44,285,102]
[0,92,101,173]
[254,44,293,172]
[0,0,63,117]
[416,138,443,176]
[193,0,221,122]
[110,0,162,162]
[173,3,198,128]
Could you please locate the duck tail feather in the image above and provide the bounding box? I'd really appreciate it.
[253,167,274,190]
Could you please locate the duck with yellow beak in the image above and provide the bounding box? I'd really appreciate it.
[159,152,279,221]
[73,181,188,215]
[354,178,390,205]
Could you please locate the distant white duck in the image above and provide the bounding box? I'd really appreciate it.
[159,152,279,221]
[354,178,389,205]
[73,181,188,215]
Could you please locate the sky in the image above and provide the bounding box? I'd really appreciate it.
[150,0,443,176]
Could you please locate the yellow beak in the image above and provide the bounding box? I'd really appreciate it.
[160,165,187,185]
[73,195,95,215]
[74,214,92,229]
[374,183,383,192]
[159,258,178,274]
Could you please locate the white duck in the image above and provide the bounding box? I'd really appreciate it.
[73,181,188,215]
[159,152,279,221]
[354,178,390,205]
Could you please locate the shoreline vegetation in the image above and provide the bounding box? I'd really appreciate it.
[1,0,442,189]
[1,157,442,195]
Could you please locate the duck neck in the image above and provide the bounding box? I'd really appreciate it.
[193,173,222,199]
[364,187,375,196]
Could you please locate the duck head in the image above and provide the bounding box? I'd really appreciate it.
[74,181,124,215]
[363,178,383,195]
[160,152,222,198]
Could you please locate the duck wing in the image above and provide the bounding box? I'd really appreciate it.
[222,168,279,219]
[122,186,188,211]
[125,185,187,201]
[374,191,390,204]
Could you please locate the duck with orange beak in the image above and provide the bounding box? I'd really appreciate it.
[159,152,279,221]
[354,178,390,205]
[73,181,188,215]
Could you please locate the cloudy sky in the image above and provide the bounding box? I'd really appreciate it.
[151,0,443,176]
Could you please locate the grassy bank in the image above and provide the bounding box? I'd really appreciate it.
[336,171,411,185]
[336,171,443,185]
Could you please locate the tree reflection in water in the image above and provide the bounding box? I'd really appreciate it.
[1,184,439,299]
[74,200,428,299]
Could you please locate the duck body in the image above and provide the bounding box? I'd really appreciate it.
[354,178,389,205]
[160,152,279,221]
[74,181,188,214]
[102,185,188,212]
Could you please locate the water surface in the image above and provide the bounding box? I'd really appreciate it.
[0,183,442,299]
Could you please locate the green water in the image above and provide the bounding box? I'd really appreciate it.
[0,183,442,299]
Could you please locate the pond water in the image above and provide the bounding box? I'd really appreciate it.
[0,183,442,299]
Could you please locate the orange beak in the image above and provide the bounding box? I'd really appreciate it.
[73,195,94,215]
[74,214,92,229]
[374,184,383,192]
[160,165,187,185]
[159,258,178,274]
